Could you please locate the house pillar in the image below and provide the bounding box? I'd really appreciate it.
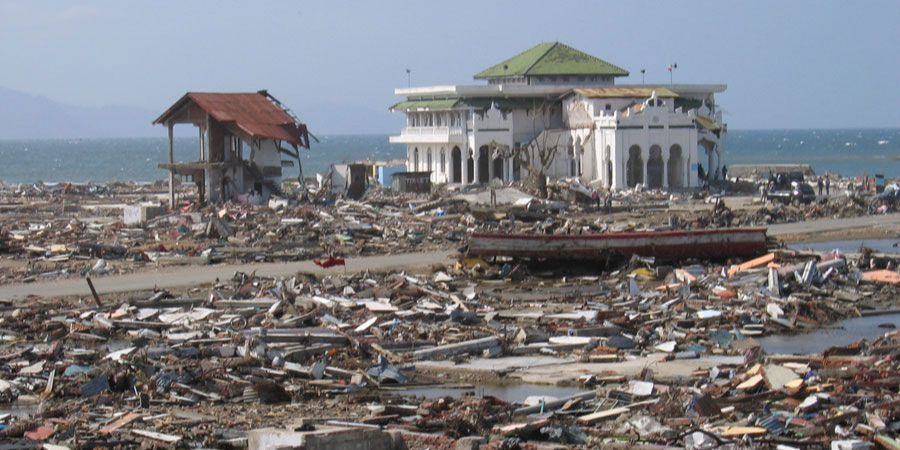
[167,122,175,209]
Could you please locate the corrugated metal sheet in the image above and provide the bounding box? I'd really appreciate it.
[154,91,310,147]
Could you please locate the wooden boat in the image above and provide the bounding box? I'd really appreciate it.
[467,227,768,261]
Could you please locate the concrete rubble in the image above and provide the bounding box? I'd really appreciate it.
[0,173,898,449]
[0,234,897,448]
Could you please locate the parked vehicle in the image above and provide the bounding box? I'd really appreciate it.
[768,180,816,205]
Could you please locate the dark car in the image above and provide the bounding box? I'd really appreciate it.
[768,180,816,205]
[793,182,816,204]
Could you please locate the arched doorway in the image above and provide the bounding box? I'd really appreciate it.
[477,146,489,183]
[492,156,504,181]
[626,145,643,187]
[647,145,664,189]
[413,147,419,171]
[574,137,583,177]
[451,147,462,183]
[668,145,683,188]
[426,149,433,173]
[467,149,475,183]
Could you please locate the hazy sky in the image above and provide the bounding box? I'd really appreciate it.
[1,0,898,134]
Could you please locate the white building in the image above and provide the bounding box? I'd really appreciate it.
[390,42,726,190]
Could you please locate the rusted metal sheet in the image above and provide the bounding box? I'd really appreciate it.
[467,227,768,261]
[154,91,310,147]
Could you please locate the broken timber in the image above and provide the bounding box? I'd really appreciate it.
[410,336,501,360]
[467,227,768,261]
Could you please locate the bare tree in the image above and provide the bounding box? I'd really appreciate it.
[492,100,561,198]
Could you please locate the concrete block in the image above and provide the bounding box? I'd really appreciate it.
[455,436,486,450]
[123,204,165,226]
[248,426,398,450]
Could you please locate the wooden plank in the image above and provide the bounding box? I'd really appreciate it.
[100,412,142,434]
[411,336,501,361]
[132,428,182,444]
[576,406,629,424]
[718,426,767,437]
[862,270,900,285]
[728,253,776,277]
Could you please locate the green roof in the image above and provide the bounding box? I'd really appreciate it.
[474,42,629,79]
[389,99,462,111]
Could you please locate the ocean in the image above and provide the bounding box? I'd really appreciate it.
[0,129,896,184]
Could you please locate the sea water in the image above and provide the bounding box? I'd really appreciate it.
[0,129,896,184]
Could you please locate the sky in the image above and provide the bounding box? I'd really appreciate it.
[1,0,899,134]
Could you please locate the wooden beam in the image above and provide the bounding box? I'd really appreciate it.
[410,336,501,360]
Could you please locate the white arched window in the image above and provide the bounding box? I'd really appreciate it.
[413,147,419,171]
[440,148,446,173]
[426,149,433,171]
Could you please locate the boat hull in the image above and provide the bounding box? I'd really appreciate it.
[467,228,768,261]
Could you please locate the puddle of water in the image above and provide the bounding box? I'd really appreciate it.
[759,313,900,355]
[388,384,583,403]
[790,239,899,254]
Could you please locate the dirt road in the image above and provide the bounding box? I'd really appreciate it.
[0,250,457,301]
[769,213,900,242]
[2,213,896,301]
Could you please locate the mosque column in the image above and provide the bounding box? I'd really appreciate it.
[641,147,649,187]
[662,149,669,189]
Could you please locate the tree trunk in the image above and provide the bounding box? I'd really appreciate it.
[535,172,548,199]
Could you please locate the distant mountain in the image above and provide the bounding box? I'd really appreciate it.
[0,87,158,139]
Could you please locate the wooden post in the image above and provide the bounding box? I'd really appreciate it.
[85,276,102,307]
[168,122,175,209]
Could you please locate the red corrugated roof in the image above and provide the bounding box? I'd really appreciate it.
[154,91,310,147]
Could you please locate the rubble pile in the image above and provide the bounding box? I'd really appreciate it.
[3,173,894,288]
[0,183,468,284]
[0,244,897,449]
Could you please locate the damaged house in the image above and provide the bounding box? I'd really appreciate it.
[390,42,726,190]
[155,90,311,207]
